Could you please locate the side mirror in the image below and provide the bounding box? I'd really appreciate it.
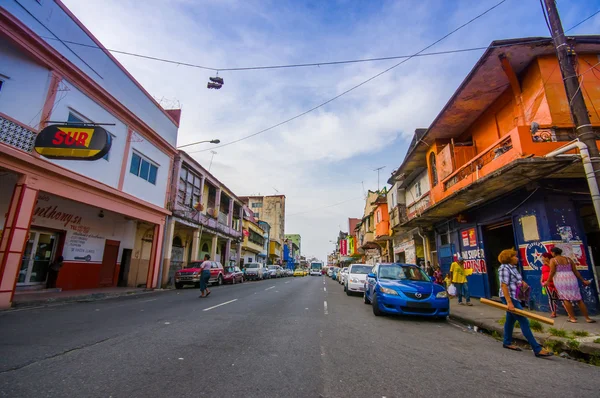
[367,273,376,279]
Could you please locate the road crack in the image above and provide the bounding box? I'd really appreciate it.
[0,336,117,374]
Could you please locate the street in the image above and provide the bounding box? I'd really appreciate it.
[1,276,599,398]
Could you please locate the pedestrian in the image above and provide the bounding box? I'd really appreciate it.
[433,265,443,285]
[199,254,212,298]
[540,252,563,318]
[546,247,596,323]
[498,249,553,357]
[46,256,64,289]
[450,255,472,306]
[426,261,434,277]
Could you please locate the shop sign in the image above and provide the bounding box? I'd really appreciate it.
[459,248,487,274]
[34,124,111,160]
[519,240,587,271]
[340,239,348,256]
[461,228,477,247]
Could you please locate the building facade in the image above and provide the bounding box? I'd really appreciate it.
[241,207,267,265]
[241,195,286,247]
[0,1,181,307]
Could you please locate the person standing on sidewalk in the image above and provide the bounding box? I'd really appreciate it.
[498,249,553,357]
[199,254,212,298]
[540,252,563,318]
[450,255,471,306]
[46,256,64,289]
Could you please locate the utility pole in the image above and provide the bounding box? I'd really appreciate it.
[374,166,385,192]
[543,0,600,174]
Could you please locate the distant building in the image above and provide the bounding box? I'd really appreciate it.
[240,195,286,248]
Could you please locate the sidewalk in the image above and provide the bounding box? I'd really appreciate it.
[9,287,159,309]
[449,299,600,356]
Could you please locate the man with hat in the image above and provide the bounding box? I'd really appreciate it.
[450,255,472,306]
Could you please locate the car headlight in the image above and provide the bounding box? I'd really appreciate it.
[436,291,448,298]
[350,278,359,283]
[192,272,199,276]
[379,287,398,295]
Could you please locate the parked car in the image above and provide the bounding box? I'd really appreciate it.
[262,266,271,279]
[174,261,225,289]
[268,265,282,278]
[223,266,244,284]
[363,263,449,319]
[331,267,340,281]
[294,268,304,277]
[286,269,293,277]
[344,263,372,295]
[244,263,265,281]
[338,267,349,285]
[327,268,334,277]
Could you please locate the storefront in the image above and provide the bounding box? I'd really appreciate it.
[434,183,599,313]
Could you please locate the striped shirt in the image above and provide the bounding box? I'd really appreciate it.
[498,263,521,299]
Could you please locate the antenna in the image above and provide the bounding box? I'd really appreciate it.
[374,166,385,191]
[208,150,217,171]
[273,187,280,194]
[361,181,367,199]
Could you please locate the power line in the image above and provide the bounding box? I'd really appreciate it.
[185,5,598,153]
[188,0,509,153]
[38,8,598,73]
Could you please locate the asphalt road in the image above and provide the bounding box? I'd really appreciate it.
[1,276,599,398]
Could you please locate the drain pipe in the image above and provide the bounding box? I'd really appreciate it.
[417,228,429,266]
[545,139,600,301]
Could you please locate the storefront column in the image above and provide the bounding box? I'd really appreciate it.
[238,206,244,232]
[146,223,164,289]
[210,235,218,261]
[224,239,231,266]
[214,188,222,216]
[237,243,242,266]
[0,180,39,309]
[161,219,175,288]
[191,229,200,262]
[227,198,234,227]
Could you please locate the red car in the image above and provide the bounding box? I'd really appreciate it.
[223,266,244,284]
[174,261,225,289]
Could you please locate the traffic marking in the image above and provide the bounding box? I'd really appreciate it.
[203,299,238,311]
[324,301,328,315]
[324,287,326,292]
[265,286,275,291]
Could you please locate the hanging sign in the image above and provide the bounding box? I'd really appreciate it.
[34,124,111,160]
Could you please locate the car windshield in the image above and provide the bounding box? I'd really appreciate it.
[185,263,202,269]
[246,264,259,268]
[378,265,430,281]
[350,265,371,274]
[225,267,235,273]
[268,266,277,270]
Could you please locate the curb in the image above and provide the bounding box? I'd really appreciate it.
[7,289,163,310]
[449,313,600,357]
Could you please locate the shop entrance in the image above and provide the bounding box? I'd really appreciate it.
[17,230,59,286]
[579,203,600,295]
[99,240,120,287]
[482,220,515,298]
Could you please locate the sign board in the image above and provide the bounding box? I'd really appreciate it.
[34,124,111,160]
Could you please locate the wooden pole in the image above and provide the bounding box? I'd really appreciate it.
[480,298,554,325]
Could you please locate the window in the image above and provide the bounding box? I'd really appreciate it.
[67,111,113,161]
[177,165,203,208]
[251,202,262,208]
[253,212,259,218]
[415,181,422,198]
[429,152,438,186]
[130,152,158,185]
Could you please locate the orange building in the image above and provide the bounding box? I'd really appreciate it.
[389,36,600,310]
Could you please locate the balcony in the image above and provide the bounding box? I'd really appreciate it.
[389,204,408,230]
[0,114,36,153]
[172,206,241,239]
[218,212,228,225]
[375,220,390,240]
[407,193,431,220]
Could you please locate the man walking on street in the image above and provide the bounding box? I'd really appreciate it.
[450,255,472,306]
[199,254,212,298]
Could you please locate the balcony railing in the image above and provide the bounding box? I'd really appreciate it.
[0,114,36,153]
[444,135,513,190]
[407,193,431,220]
[218,212,228,225]
[389,204,408,228]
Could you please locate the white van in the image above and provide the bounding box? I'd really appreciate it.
[244,263,265,280]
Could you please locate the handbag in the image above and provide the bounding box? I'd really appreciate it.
[447,284,457,296]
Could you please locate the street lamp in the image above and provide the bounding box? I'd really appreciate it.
[177,139,220,149]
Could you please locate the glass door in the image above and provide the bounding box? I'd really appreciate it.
[17,231,58,286]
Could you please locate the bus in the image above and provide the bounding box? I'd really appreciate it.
[309,262,323,276]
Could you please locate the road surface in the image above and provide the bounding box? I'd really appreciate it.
[1,276,598,397]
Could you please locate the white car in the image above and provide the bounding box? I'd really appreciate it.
[338,267,349,285]
[344,263,372,296]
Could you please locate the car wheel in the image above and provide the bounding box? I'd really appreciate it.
[343,283,347,292]
[232,277,236,285]
[372,294,382,316]
[217,275,223,286]
[363,291,371,304]
[241,277,244,283]
[175,282,183,289]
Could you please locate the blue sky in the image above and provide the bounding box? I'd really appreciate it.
[63,0,600,260]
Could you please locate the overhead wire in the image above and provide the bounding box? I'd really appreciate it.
[187,0,510,153]
[184,5,600,152]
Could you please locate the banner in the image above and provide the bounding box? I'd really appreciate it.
[348,236,355,255]
[340,239,348,256]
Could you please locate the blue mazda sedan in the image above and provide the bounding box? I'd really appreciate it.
[363,263,449,318]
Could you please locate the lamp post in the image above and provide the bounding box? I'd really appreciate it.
[177,139,220,149]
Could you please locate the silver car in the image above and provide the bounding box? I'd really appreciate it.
[344,264,372,295]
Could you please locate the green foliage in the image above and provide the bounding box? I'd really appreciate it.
[566,339,580,350]
[571,330,589,337]
[544,339,563,352]
[589,354,600,366]
[491,330,502,341]
[594,338,600,344]
[529,320,544,333]
[549,327,568,338]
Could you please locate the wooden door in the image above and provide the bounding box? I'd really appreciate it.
[99,240,120,287]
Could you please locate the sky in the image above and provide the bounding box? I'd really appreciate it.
[62,0,600,261]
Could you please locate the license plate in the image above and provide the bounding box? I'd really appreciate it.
[408,302,432,308]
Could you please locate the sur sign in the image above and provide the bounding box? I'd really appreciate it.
[34,124,111,160]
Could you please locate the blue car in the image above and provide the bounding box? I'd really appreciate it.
[363,263,449,319]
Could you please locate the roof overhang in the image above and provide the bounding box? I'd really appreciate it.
[401,157,580,227]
